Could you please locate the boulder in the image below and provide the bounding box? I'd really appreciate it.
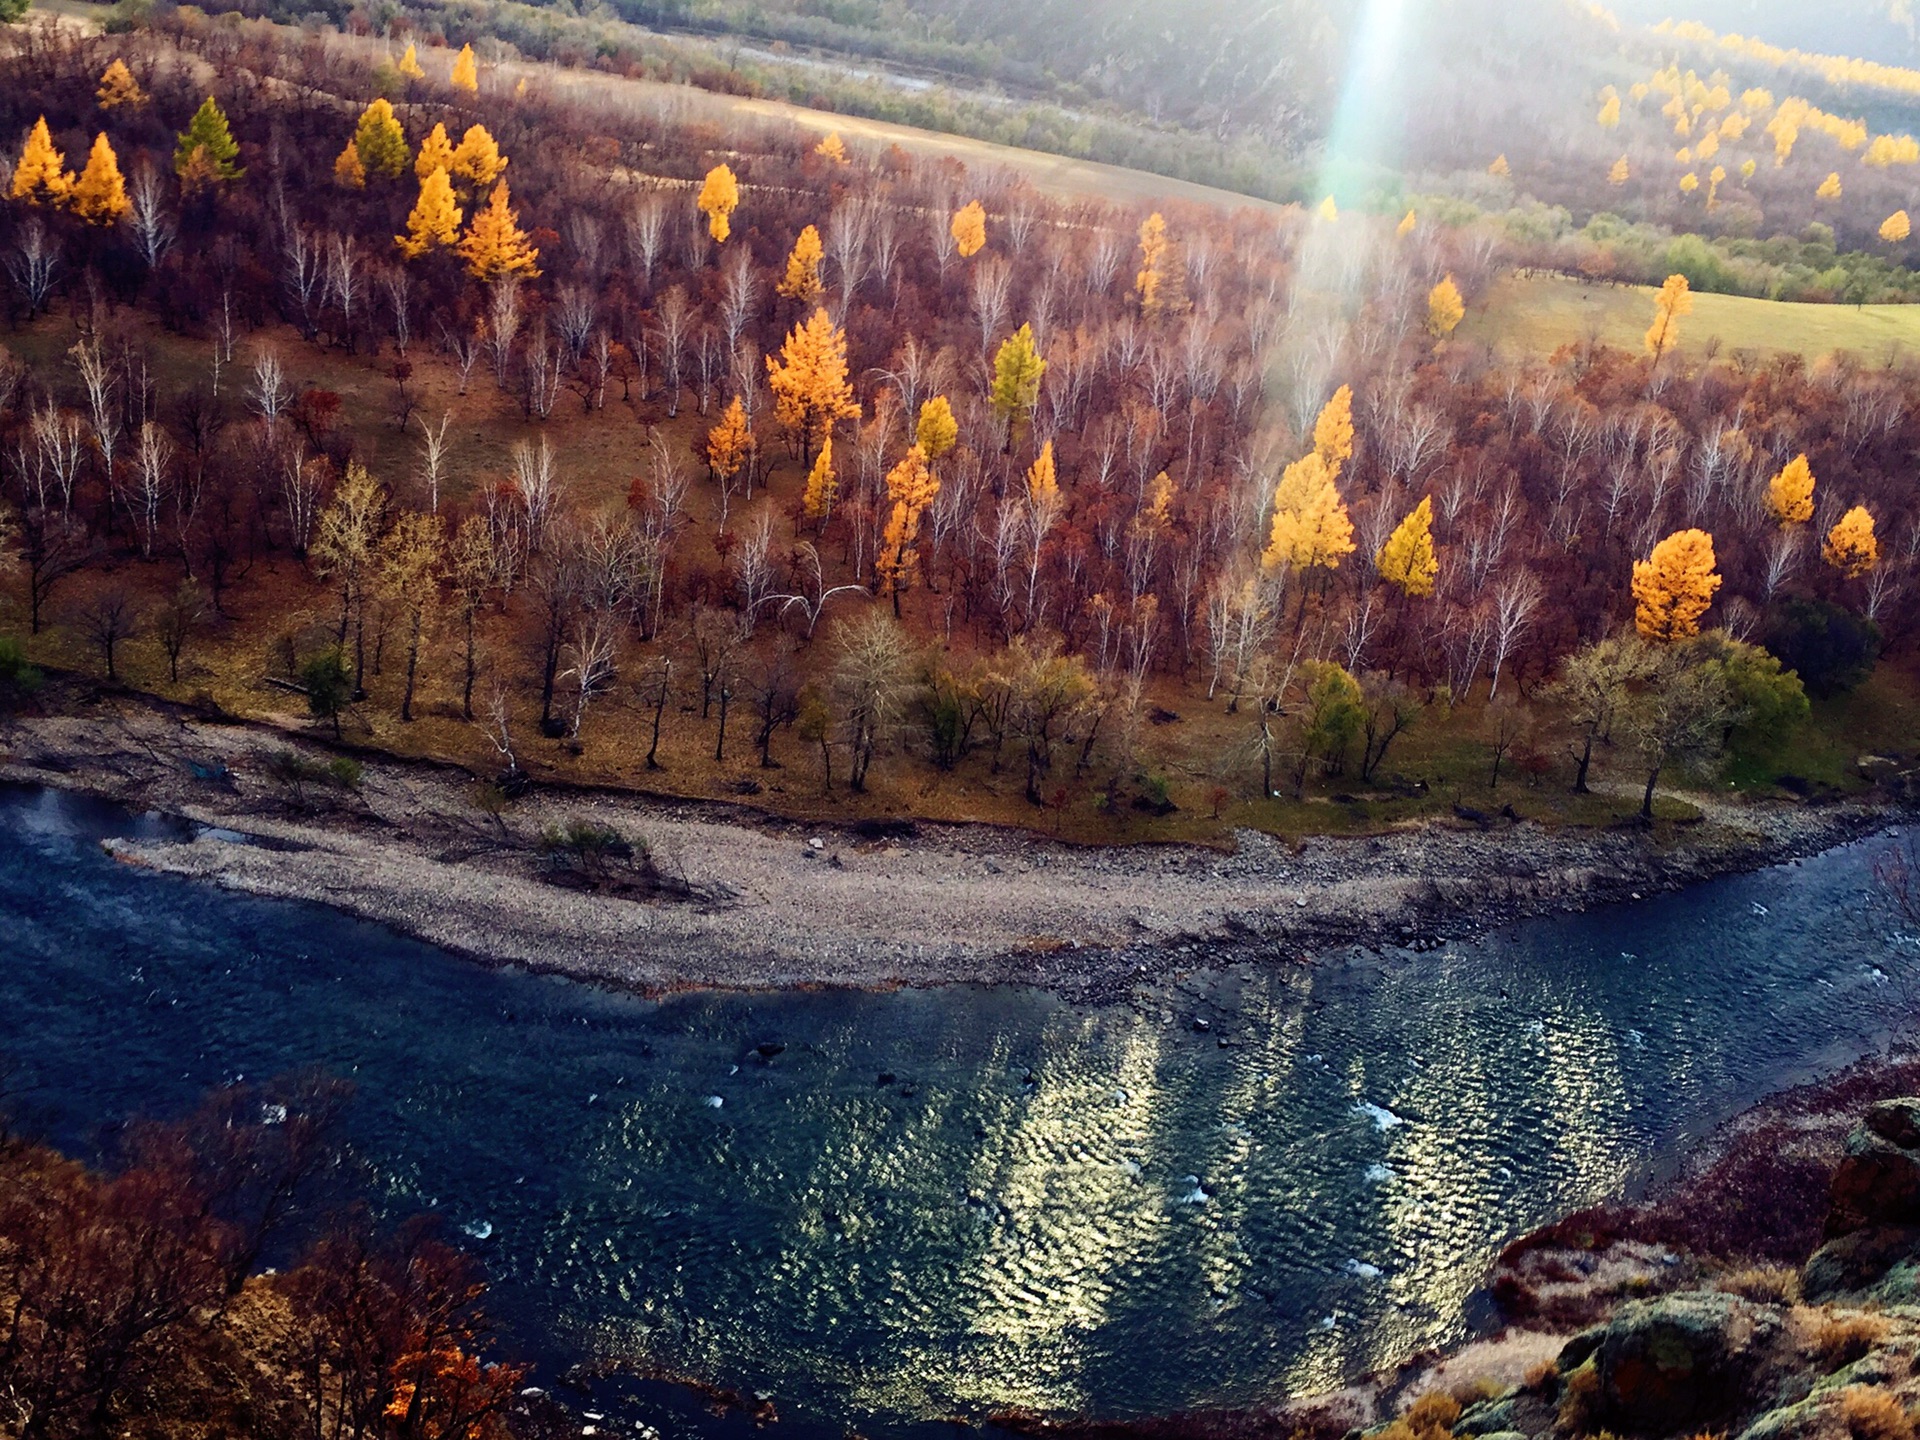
[1453,1397,1520,1436]
[1562,1290,1780,1433]
[1824,1099,1920,1238]
[1802,1225,1920,1302]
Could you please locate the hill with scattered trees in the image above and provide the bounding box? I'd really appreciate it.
[0,8,1914,851]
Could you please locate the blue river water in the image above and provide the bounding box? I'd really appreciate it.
[0,784,1909,1434]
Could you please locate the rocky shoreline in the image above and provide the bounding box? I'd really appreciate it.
[1,694,1911,1004]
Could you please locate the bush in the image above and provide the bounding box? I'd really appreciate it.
[1815,1314,1891,1371]
[1761,599,1883,699]
[300,646,352,733]
[1718,1267,1800,1305]
[0,635,43,710]
[538,818,641,880]
[1839,1386,1915,1440]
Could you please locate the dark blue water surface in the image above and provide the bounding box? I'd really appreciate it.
[0,784,1910,1432]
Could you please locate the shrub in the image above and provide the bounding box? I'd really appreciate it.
[1719,1267,1801,1305]
[1815,1315,1892,1371]
[1402,1391,1461,1436]
[0,635,43,710]
[1839,1386,1915,1440]
[1761,599,1883,699]
[538,819,644,882]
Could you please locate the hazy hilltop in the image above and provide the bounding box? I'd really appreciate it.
[1611,0,1920,63]
[622,0,1614,150]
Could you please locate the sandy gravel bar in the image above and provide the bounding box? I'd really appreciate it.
[2,703,1904,1003]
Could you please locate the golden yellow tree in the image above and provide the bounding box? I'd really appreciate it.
[397,166,463,258]
[1317,195,1338,222]
[1262,452,1355,574]
[1741,157,1758,180]
[1883,211,1912,243]
[451,43,479,93]
[415,121,455,180]
[375,509,445,722]
[876,443,940,613]
[70,133,130,225]
[706,395,753,486]
[1765,454,1815,526]
[450,124,507,190]
[1489,154,1511,176]
[698,164,740,243]
[988,324,1047,437]
[1027,440,1058,507]
[96,59,147,109]
[333,138,367,190]
[1679,172,1700,194]
[1598,93,1621,128]
[1426,276,1465,338]
[1313,385,1355,478]
[1817,171,1843,200]
[11,117,72,206]
[815,132,849,165]
[916,396,958,461]
[1396,209,1417,237]
[396,42,426,79]
[1823,506,1878,578]
[802,433,837,523]
[354,97,410,180]
[951,200,987,259]
[457,180,540,280]
[1644,273,1693,361]
[767,307,861,465]
[1609,156,1631,185]
[1632,529,1721,641]
[1136,211,1169,315]
[778,225,825,305]
[1376,496,1439,598]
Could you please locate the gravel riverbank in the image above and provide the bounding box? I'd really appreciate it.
[2,700,1908,1004]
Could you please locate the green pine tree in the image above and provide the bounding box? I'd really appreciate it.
[353,98,411,180]
[173,95,242,183]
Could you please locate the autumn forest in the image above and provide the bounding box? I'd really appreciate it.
[0,7,1916,845]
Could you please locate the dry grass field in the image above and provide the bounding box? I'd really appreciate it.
[1462,271,1920,364]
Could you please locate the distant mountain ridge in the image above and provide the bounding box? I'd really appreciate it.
[1611,0,1920,67]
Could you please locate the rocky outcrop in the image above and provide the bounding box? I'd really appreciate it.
[1805,1097,1920,1301]
[1556,1291,1783,1432]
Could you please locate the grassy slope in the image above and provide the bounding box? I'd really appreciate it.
[1463,271,1920,363]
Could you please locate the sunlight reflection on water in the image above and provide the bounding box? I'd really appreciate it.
[0,786,1903,1431]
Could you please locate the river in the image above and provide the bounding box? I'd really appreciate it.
[0,785,1908,1435]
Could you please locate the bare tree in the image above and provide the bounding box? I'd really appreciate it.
[281,227,323,340]
[129,420,173,559]
[76,585,141,681]
[5,219,61,317]
[624,192,667,292]
[719,248,756,356]
[248,349,292,438]
[654,287,692,418]
[484,278,523,387]
[1487,569,1543,699]
[415,412,453,513]
[128,163,178,267]
[510,436,561,553]
[379,265,412,355]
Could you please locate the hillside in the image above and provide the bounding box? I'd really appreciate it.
[1463,272,1920,361]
